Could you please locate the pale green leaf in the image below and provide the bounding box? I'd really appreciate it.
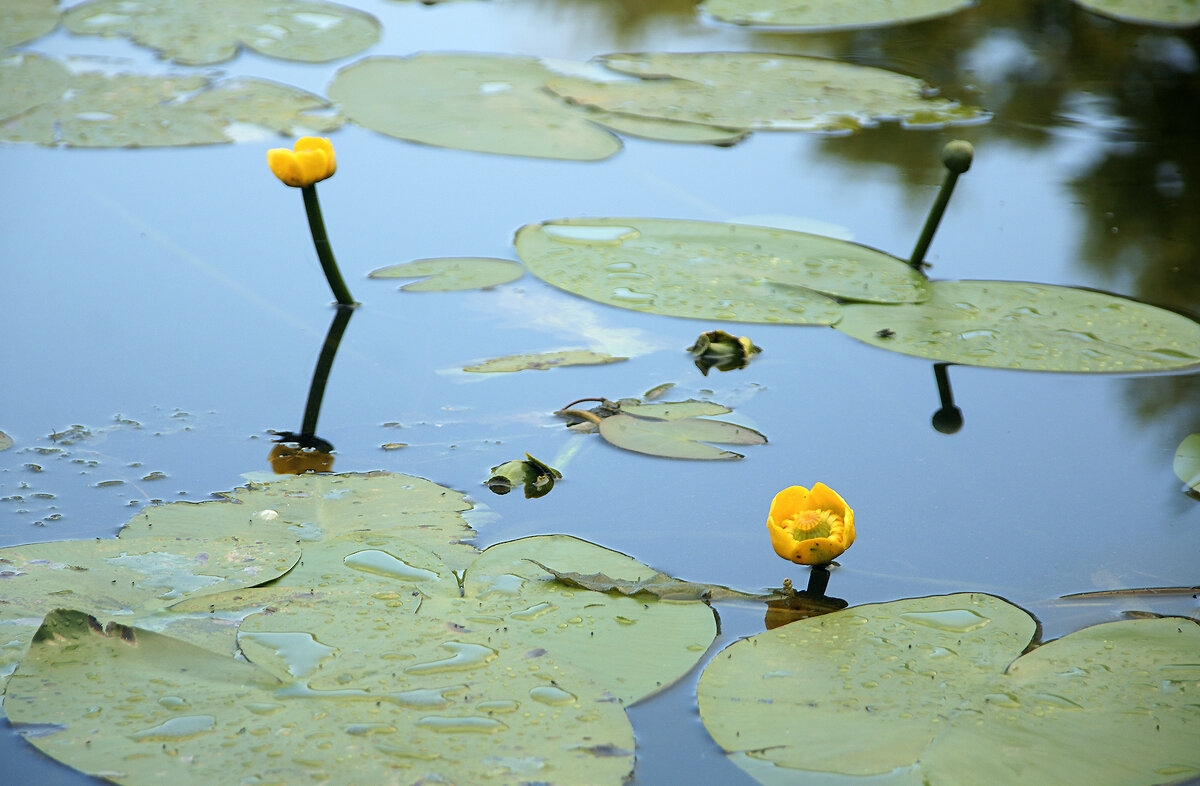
[0,0,59,49]
[1174,433,1200,491]
[598,413,767,460]
[463,349,628,373]
[0,430,11,451]
[702,0,976,29]
[0,52,70,123]
[699,593,1200,784]
[835,280,1200,372]
[619,399,733,420]
[585,109,750,145]
[328,53,622,160]
[369,257,525,291]
[548,52,989,132]
[63,0,381,65]
[530,560,762,602]
[1072,0,1200,26]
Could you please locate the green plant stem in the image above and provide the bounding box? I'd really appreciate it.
[908,168,961,271]
[300,304,355,438]
[301,184,356,306]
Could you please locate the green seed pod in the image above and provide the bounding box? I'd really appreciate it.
[942,140,974,174]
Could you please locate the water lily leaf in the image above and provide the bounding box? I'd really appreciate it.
[1072,0,1200,26]
[835,280,1200,372]
[369,257,525,292]
[548,52,988,132]
[7,608,635,784]
[463,349,628,373]
[0,535,300,692]
[328,53,622,160]
[585,110,750,145]
[1,0,60,49]
[598,413,767,460]
[530,560,761,602]
[487,454,562,498]
[1174,433,1200,491]
[698,593,1200,784]
[515,217,927,325]
[63,0,381,65]
[702,0,976,29]
[619,399,733,420]
[0,52,70,122]
[1,63,342,146]
[0,430,11,451]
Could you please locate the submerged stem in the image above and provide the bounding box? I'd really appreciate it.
[908,140,974,271]
[302,184,356,306]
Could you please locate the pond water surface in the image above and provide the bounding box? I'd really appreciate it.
[2,0,1199,783]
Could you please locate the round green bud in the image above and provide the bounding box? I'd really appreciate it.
[941,140,974,174]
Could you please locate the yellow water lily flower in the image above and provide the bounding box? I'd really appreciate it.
[767,483,855,565]
[267,137,336,188]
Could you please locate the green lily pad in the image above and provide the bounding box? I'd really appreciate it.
[1,60,342,146]
[548,52,988,132]
[463,349,628,373]
[515,217,930,325]
[702,0,976,29]
[1072,0,1200,26]
[0,430,11,451]
[618,400,733,420]
[699,593,1200,784]
[598,413,767,460]
[1174,433,1200,491]
[328,53,623,160]
[1,0,60,49]
[585,110,750,146]
[835,280,1200,372]
[369,257,525,291]
[63,0,381,65]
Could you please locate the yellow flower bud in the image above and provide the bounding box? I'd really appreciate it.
[267,137,337,188]
[767,483,855,565]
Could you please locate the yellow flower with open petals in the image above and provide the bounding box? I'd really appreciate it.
[767,483,855,565]
[267,137,336,188]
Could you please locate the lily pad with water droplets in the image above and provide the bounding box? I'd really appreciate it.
[328,53,623,160]
[1072,0,1200,27]
[1174,433,1200,491]
[547,52,989,133]
[698,593,1200,785]
[63,0,381,65]
[463,349,628,373]
[0,0,60,49]
[515,217,929,325]
[701,0,976,30]
[599,413,767,460]
[834,280,1200,372]
[369,257,525,291]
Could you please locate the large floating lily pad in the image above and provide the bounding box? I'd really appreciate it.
[369,257,525,291]
[515,217,930,325]
[834,280,1200,372]
[63,0,381,65]
[1,0,59,49]
[1072,0,1200,27]
[699,594,1200,784]
[702,0,975,29]
[0,56,342,146]
[599,413,767,460]
[329,53,623,160]
[548,52,988,132]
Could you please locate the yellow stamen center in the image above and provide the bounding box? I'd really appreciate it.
[788,509,843,542]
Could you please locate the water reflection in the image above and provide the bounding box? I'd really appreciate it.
[931,362,964,434]
[763,568,848,629]
[268,304,355,474]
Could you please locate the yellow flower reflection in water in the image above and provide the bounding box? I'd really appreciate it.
[767,483,855,565]
[267,137,337,188]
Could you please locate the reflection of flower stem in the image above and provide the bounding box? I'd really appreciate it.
[300,304,355,440]
[931,362,964,434]
[909,140,974,271]
[302,185,356,307]
[805,565,831,596]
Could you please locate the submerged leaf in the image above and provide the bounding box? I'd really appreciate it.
[515,217,930,325]
[835,280,1200,372]
[548,52,988,133]
[1174,433,1200,491]
[369,257,524,291]
[699,593,1200,784]
[598,413,767,460]
[463,349,628,373]
[63,0,381,65]
[329,53,622,160]
[1072,0,1200,26]
[0,0,59,48]
[702,0,975,29]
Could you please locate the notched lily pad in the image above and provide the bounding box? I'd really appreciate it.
[531,560,761,601]
[1072,0,1200,26]
[702,0,976,29]
[598,413,767,460]
[699,593,1200,785]
[1,57,342,146]
[1174,433,1200,491]
[463,349,628,373]
[516,218,931,325]
[329,53,622,160]
[548,52,988,133]
[1,0,60,49]
[63,0,381,65]
[369,257,524,291]
[835,280,1200,372]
